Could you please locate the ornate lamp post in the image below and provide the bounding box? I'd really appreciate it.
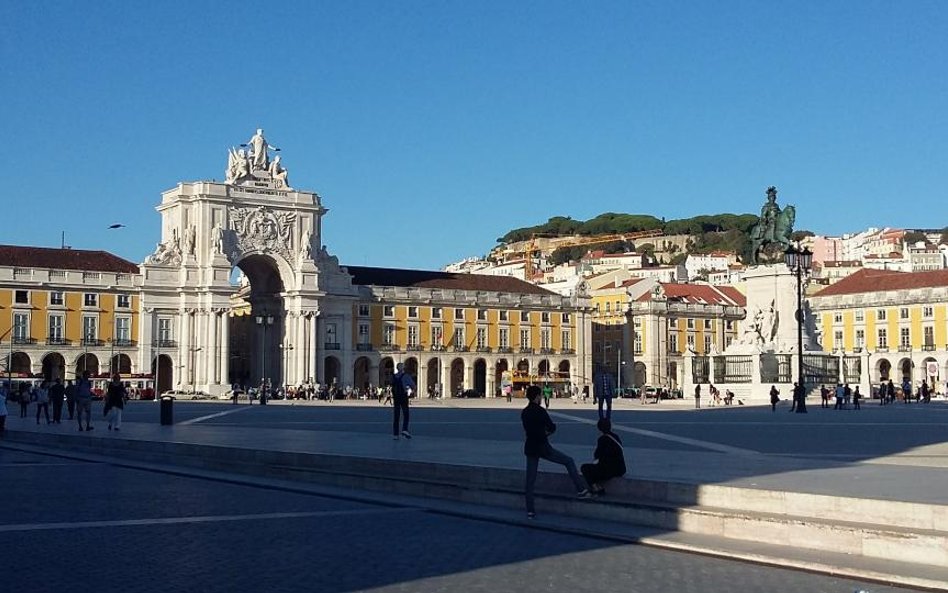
[255,311,274,398]
[784,243,813,413]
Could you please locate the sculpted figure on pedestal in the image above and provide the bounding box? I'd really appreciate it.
[226,148,252,184]
[269,155,290,189]
[748,187,796,264]
[247,128,278,171]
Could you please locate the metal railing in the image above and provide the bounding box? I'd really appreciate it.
[692,356,710,383]
[760,353,792,383]
[803,354,840,385]
[843,356,861,384]
[713,355,753,383]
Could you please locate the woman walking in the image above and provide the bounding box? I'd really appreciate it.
[105,373,127,431]
[35,381,50,425]
[18,384,30,418]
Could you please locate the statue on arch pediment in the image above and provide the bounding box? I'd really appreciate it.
[225,128,291,189]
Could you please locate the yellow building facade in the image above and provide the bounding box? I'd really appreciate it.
[810,268,948,388]
[0,246,143,383]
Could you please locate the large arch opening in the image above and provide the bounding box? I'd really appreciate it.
[228,254,288,390]
[633,361,647,386]
[877,358,891,382]
[42,352,66,382]
[152,354,174,394]
[450,358,464,397]
[426,358,440,396]
[495,359,509,397]
[379,357,395,388]
[404,357,419,388]
[898,358,913,383]
[9,352,31,377]
[558,360,571,383]
[75,353,99,378]
[110,353,132,375]
[354,356,371,390]
[473,359,487,396]
[324,356,341,387]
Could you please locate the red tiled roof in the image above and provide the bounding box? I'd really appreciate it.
[344,265,556,296]
[813,268,948,297]
[0,245,139,274]
[636,283,745,307]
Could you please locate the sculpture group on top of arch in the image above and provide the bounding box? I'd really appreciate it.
[226,128,291,189]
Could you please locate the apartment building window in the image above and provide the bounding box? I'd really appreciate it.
[499,328,509,349]
[834,330,843,348]
[668,318,677,328]
[633,332,642,354]
[877,328,888,349]
[358,323,370,344]
[541,312,550,323]
[383,323,395,345]
[703,334,712,353]
[407,306,419,319]
[833,312,843,324]
[520,311,530,323]
[382,305,395,317]
[325,323,338,346]
[899,327,911,349]
[876,309,886,321]
[48,314,64,343]
[725,320,733,330]
[477,309,487,321]
[540,328,551,350]
[499,310,508,322]
[686,334,696,351]
[615,300,622,313]
[594,303,601,313]
[84,293,98,307]
[476,327,487,349]
[669,333,678,353]
[854,310,864,322]
[900,308,910,320]
[562,313,570,324]
[14,290,29,304]
[115,317,131,342]
[923,306,934,319]
[13,313,29,341]
[923,326,934,347]
[454,308,464,321]
[605,302,611,313]
[686,318,695,329]
[703,319,712,330]
[49,291,64,306]
[407,325,419,347]
[82,316,98,342]
[561,329,571,350]
[519,328,530,348]
[117,294,131,309]
[358,304,370,317]
[431,307,442,319]
[453,327,464,348]
[158,318,173,343]
[431,325,443,346]
[855,329,865,349]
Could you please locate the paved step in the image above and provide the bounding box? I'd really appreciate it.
[8,429,947,574]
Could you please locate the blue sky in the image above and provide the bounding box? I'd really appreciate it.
[3,1,946,270]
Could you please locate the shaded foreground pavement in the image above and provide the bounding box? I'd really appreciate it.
[0,447,916,593]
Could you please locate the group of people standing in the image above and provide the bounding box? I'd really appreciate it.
[0,371,129,433]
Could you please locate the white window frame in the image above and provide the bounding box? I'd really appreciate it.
[384,323,396,345]
[82,315,98,341]
[49,291,64,306]
[84,293,98,308]
[14,290,29,305]
[358,304,370,317]
[13,312,29,340]
[116,294,131,309]
[561,329,571,350]
[358,323,370,344]
[499,327,509,349]
[431,307,442,319]
[158,318,173,343]
[476,327,487,349]
[540,328,551,350]
[115,316,131,341]
[453,327,464,348]
[407,325,419,347]
[519,328,530,348]
[48,314,64,342]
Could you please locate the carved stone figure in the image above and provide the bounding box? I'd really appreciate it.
[269,155,289,189]
[145,236,183,266]
[226,147,252,184]
[761,301,778,344]
[184,225,196,256]
[740,307,764,346]
[230,206,296,262]
[247,128,277,171]
[749,187,795,264]
[212,223,225,255]
[299,229,312,259]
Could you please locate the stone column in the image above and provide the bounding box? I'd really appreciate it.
[295,312,306,385]
[207,310,218,386]
[219,311,229,386]
[177,312,187,387]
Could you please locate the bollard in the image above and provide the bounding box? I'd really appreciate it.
[159,395,174,425]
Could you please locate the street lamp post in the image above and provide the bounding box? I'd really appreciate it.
[255,311,274,395]
[785,243,813,414]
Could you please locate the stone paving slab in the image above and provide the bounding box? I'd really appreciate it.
[5,414,948,506]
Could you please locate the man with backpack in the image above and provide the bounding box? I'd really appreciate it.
[391,362,416,440]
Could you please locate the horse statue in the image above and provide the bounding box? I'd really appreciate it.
[749,187,795,264]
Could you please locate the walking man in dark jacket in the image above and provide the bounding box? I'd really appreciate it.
[49,378,66,424]
[581,418,627,495]
[391,363,416,440]
[521,385,590,518]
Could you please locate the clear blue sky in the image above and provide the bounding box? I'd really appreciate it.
[4,1,947,270]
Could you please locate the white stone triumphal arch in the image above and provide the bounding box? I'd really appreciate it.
[138,129,358,395]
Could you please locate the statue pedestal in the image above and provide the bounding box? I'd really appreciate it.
[728,264,819,354]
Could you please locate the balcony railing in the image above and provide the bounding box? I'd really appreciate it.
[355,344,374,352]
[497,347,513,354]
[153,340,177,348]
[922,343,936,352]
[452,345,470,352]
[560,348,575,355]
[81,338,103,347]
[407,344,423,351]
[876,346,889,352]
[430,345,446,352]
[475,346,492,353]
[539,348,555,355]
[898,345,912,352]
[46,337,72,346]
[112,339,137,348]
[519,347,534,354]
[378,343,398,352]
[12,337,36,345]
[324,342,341,350]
